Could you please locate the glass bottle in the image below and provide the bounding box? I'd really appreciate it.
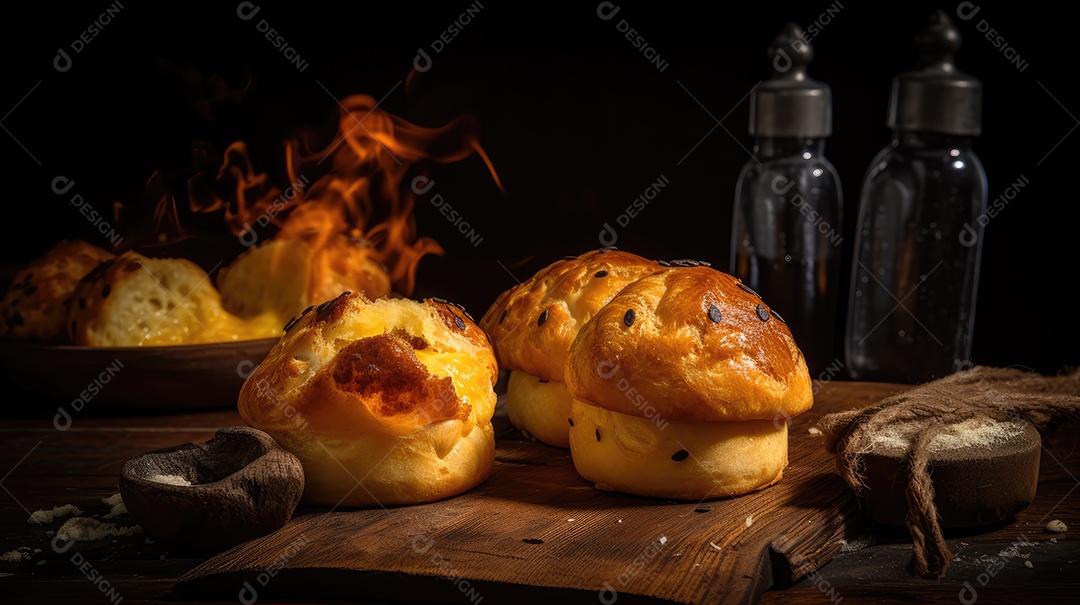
[845,11,987,383]
[731,23,842,376]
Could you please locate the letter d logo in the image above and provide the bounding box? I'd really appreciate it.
[597,2,620,21]
[53,49,73,73]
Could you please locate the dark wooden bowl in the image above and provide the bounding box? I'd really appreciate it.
[0,337,278,410]
[119,426,305,552]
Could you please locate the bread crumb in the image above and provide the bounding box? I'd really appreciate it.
[0,572,13,577]
[808,427,822,436]
[56,517,142,542]
[102,492,128,517]
[710,542,722,551]
[1051,538,1058,544]
[1024,560,1034,569]
[35,560,46,566]
[659,536,667,545]
[566,518,575,522]
[745,515,754,527]
[1046,520,1068,533]
[27,504,84,525]
[0,550,30,562]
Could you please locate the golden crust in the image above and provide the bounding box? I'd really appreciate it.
[564,266,813,422]
[505,370,574,448]
[568,399,788,500]
[479,249,662,381]
[238,291,498,506]
[0,240,114,343]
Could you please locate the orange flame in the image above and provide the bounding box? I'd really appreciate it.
[188,93,502,297]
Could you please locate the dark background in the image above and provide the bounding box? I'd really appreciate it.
[1,1,1076,378]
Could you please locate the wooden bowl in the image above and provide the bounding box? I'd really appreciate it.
[0,338,278,410]
[119,426,304,552]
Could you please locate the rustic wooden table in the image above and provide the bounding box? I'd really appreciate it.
[1,380,1076,604]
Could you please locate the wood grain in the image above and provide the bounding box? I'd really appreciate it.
[172,382,901,605]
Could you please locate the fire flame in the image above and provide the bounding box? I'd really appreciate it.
[188,93,502,298]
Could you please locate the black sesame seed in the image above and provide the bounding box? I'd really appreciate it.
[499,309,508,324]
[708,304,722,323]
[595,428,601,442]
[770,308,786,324]
[756,304,770,322]
[522,538,544,545]
[78,298,87,310]
[539,378,549,383]
[563,255,577,260]
[568,418,575,427]
[431,297,448,304]
[623,309,636,327]
[671,449,690,462]
[302,305,318,315]
[694,505,711,513]
[537,310,549,327]
[598,246,616,253]
[454,315,466,330]
[657,260,671,267]
[283,316,300,333]
[101,284,111,298]
[594,270,608,278]
[738,282,762,299]
[317,300,333,313]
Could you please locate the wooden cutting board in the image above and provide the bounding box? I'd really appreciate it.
[173,382,901,604]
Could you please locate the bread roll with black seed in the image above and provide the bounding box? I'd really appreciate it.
[238,291,498,506]
[479,249,663,447]
[0,240,114,343]
[68,250,281,346]
[564,265,813,500]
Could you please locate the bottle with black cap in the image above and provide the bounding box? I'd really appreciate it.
[730,22,842,376]
[845,10,987,383]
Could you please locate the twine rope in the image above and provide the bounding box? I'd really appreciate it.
[817,366,1080,578]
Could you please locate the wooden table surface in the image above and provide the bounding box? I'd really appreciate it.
[1,379,1076,605]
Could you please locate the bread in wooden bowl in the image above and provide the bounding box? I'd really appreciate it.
[479,248,663,447]
[68,250,281,346]
[237,291,498,507]
[0,240,115,343]
[564,265,813,500]
[217,236,391,329]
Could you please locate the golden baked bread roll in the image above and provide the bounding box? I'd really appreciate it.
[0,240,114,343]
[238,291,498,507]
[68,250,281,346]
[564,265,813,500]
[479,249,663,447]
[217,236,391,328]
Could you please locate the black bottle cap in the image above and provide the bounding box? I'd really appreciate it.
[888,10,982,136]
[749,23,832,138]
